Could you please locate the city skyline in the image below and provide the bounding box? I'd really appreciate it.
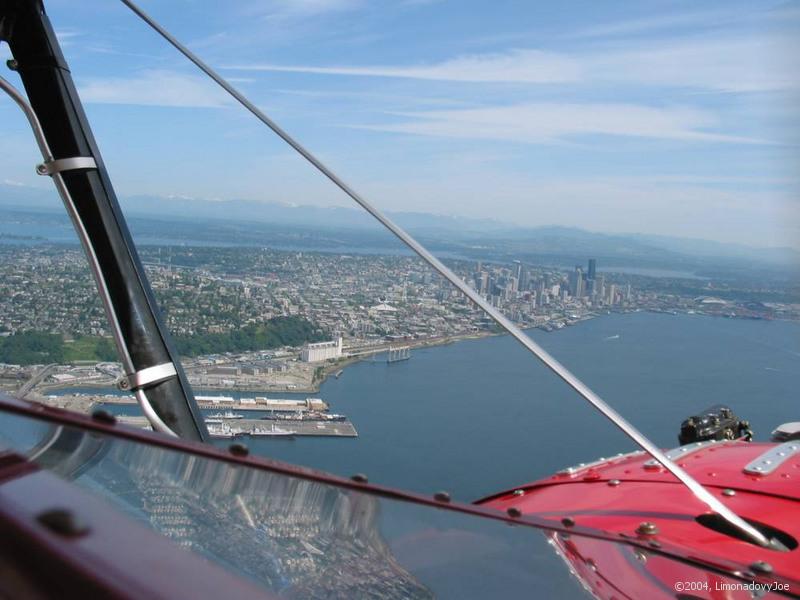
[0,1,798,249]
[2,243,792,352]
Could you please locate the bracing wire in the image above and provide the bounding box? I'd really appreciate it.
[118,0,770,547]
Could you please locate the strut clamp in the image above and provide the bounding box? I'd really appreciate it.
[36,156,97,176]
[118,363,178,391]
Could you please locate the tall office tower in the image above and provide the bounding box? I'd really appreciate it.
[519,266,530,291]
[588,258,597,281]
[569,266,584,297]
[596,275,605,300]
[538,280,546,299]
[490,277,499,297]
[480,271,489,295]
[626,283,632,302]
[510,276,519,293]
[474,272,487,295]
[607,284,617,305]
[514,261,523,281]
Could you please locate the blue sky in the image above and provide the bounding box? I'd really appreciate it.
[1,0,798,248]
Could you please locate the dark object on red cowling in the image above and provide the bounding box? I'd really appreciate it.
[679,404,752,445]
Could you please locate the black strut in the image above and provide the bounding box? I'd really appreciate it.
[0,0,208,441]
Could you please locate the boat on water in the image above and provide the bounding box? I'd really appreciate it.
[261,411,346,422]
[250,425,296,438]
[206,424,239,439]
[318,413,346,421]
[206,422,244,439]
[206,411,244,420]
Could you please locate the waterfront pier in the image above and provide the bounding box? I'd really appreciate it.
[387,346,411,363]
[235,418,357,438]
[118,415,357,438]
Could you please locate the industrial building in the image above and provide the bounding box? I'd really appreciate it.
[300,337,343,362]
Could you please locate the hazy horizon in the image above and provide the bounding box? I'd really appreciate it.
[3,184,800,268]
[1,1,798,248]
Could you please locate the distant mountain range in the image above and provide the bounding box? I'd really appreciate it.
[2,184,798,275]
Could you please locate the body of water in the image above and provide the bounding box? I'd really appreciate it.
[599,266,706,279]
[66,313,799,503]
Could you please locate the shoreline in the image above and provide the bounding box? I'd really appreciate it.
[37,329,501,398]
[297,329,500,392]
[25,308,783,399]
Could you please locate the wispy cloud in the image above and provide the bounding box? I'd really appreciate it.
[273,87,469,108]
[224,49,582,83]
[224,34,799,93]
[593,34,800,93]
[563,9,747,39]
[77,70,231,108]
[242,0,362,19]
[83,43,167,62]
[55,29,82,47]
[363,103,768,145]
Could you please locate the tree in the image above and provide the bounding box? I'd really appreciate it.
[174,316,326,357]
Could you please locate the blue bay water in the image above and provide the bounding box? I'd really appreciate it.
[80,313,799,503]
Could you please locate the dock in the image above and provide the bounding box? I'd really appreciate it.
[235,418,357,438]
[116,415,357,437]
[196,396,329,412]
[386,346,411,363]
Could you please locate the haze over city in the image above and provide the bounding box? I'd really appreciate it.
[1,0,798,249]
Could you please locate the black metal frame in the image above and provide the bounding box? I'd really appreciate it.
[0,0,207,440]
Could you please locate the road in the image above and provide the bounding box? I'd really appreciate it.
[16,363,57,399]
